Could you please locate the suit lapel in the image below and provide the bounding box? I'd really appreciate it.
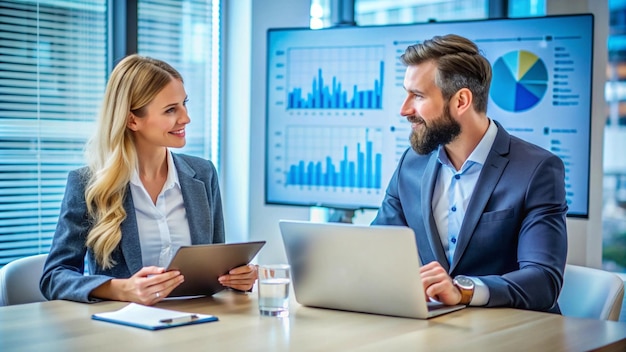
[173,154,211,245]
[450,123,510,272]
[119,154,210,275]
[120,188,143,275]
[422,153,450,270]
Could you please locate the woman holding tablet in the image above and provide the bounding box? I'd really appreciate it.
[40,54,256,305]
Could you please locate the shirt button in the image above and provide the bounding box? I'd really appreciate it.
[451,237,457,244]
[451,206,457,212]
[455,175,460,180]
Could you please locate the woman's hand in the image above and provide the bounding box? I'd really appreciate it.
[218,264,258,292]
[91,266,184,305]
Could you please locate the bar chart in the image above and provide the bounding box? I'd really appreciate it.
[284,126,383,190]
[266,15,593,214]
[286,45,385,110]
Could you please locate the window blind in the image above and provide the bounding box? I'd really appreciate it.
[0,0,221,268]
[137,0,220,166]
[0,0,107,267]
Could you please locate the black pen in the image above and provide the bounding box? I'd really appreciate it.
[159,314,199,324]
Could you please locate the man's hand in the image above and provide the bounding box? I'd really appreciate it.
[420,261,462,305]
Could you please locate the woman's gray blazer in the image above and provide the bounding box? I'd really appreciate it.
[40,153,225,303]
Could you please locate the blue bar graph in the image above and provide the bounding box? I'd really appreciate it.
[287,61,384,109]
[285,129,382,189]
[286,45,385,110]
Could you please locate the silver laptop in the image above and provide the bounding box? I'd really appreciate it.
[279,220,465,319]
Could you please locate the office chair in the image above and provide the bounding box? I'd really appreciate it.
[558,264,625,321]
[0,254,48,306]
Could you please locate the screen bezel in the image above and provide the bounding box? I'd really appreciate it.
[264,14,594,218]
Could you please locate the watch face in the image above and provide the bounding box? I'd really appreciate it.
[455,276,474,289]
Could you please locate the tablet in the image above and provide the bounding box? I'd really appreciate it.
[165,241,266,297]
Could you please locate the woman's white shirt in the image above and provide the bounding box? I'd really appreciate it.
[129,150,191,267]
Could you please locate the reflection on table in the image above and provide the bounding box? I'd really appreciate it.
[1,290,626,351]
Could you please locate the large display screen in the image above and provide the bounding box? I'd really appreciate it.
[265,14,593,217]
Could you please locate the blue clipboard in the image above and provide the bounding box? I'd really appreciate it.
[92,303,218,331]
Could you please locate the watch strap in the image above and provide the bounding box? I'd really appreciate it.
[454,276,475,305]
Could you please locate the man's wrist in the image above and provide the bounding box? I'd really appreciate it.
[453,275,475,305]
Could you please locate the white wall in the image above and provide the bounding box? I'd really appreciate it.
[221,0,252,244]
[546,0,608,268]
[223,0,312,264]
[223,0,609,267]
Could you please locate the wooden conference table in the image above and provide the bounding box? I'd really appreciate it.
[1,291,626,352]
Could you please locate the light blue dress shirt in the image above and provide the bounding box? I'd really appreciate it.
[432,119,498,305]
[129,150,191,267]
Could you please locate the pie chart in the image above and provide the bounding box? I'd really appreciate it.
[490,50,548,112]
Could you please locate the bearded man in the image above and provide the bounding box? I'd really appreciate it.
[372,34,568,313]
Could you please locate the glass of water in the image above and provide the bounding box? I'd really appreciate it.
[258,264,291,317]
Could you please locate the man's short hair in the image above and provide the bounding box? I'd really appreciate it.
[401,34,492,113]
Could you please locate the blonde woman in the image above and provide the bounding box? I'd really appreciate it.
[40,54,256,304]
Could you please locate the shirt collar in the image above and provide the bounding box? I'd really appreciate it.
[468,118,498,166]
[130,149,180,190]
[437,118,498,170]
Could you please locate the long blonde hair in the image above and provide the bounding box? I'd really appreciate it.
[85,54,183,269]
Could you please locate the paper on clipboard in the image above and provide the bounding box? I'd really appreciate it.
[92,303,218,330]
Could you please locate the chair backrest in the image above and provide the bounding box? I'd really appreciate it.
[558,264,625,321]
[0,254,48,306]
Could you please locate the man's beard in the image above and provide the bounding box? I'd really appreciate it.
[409,104,461,155]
